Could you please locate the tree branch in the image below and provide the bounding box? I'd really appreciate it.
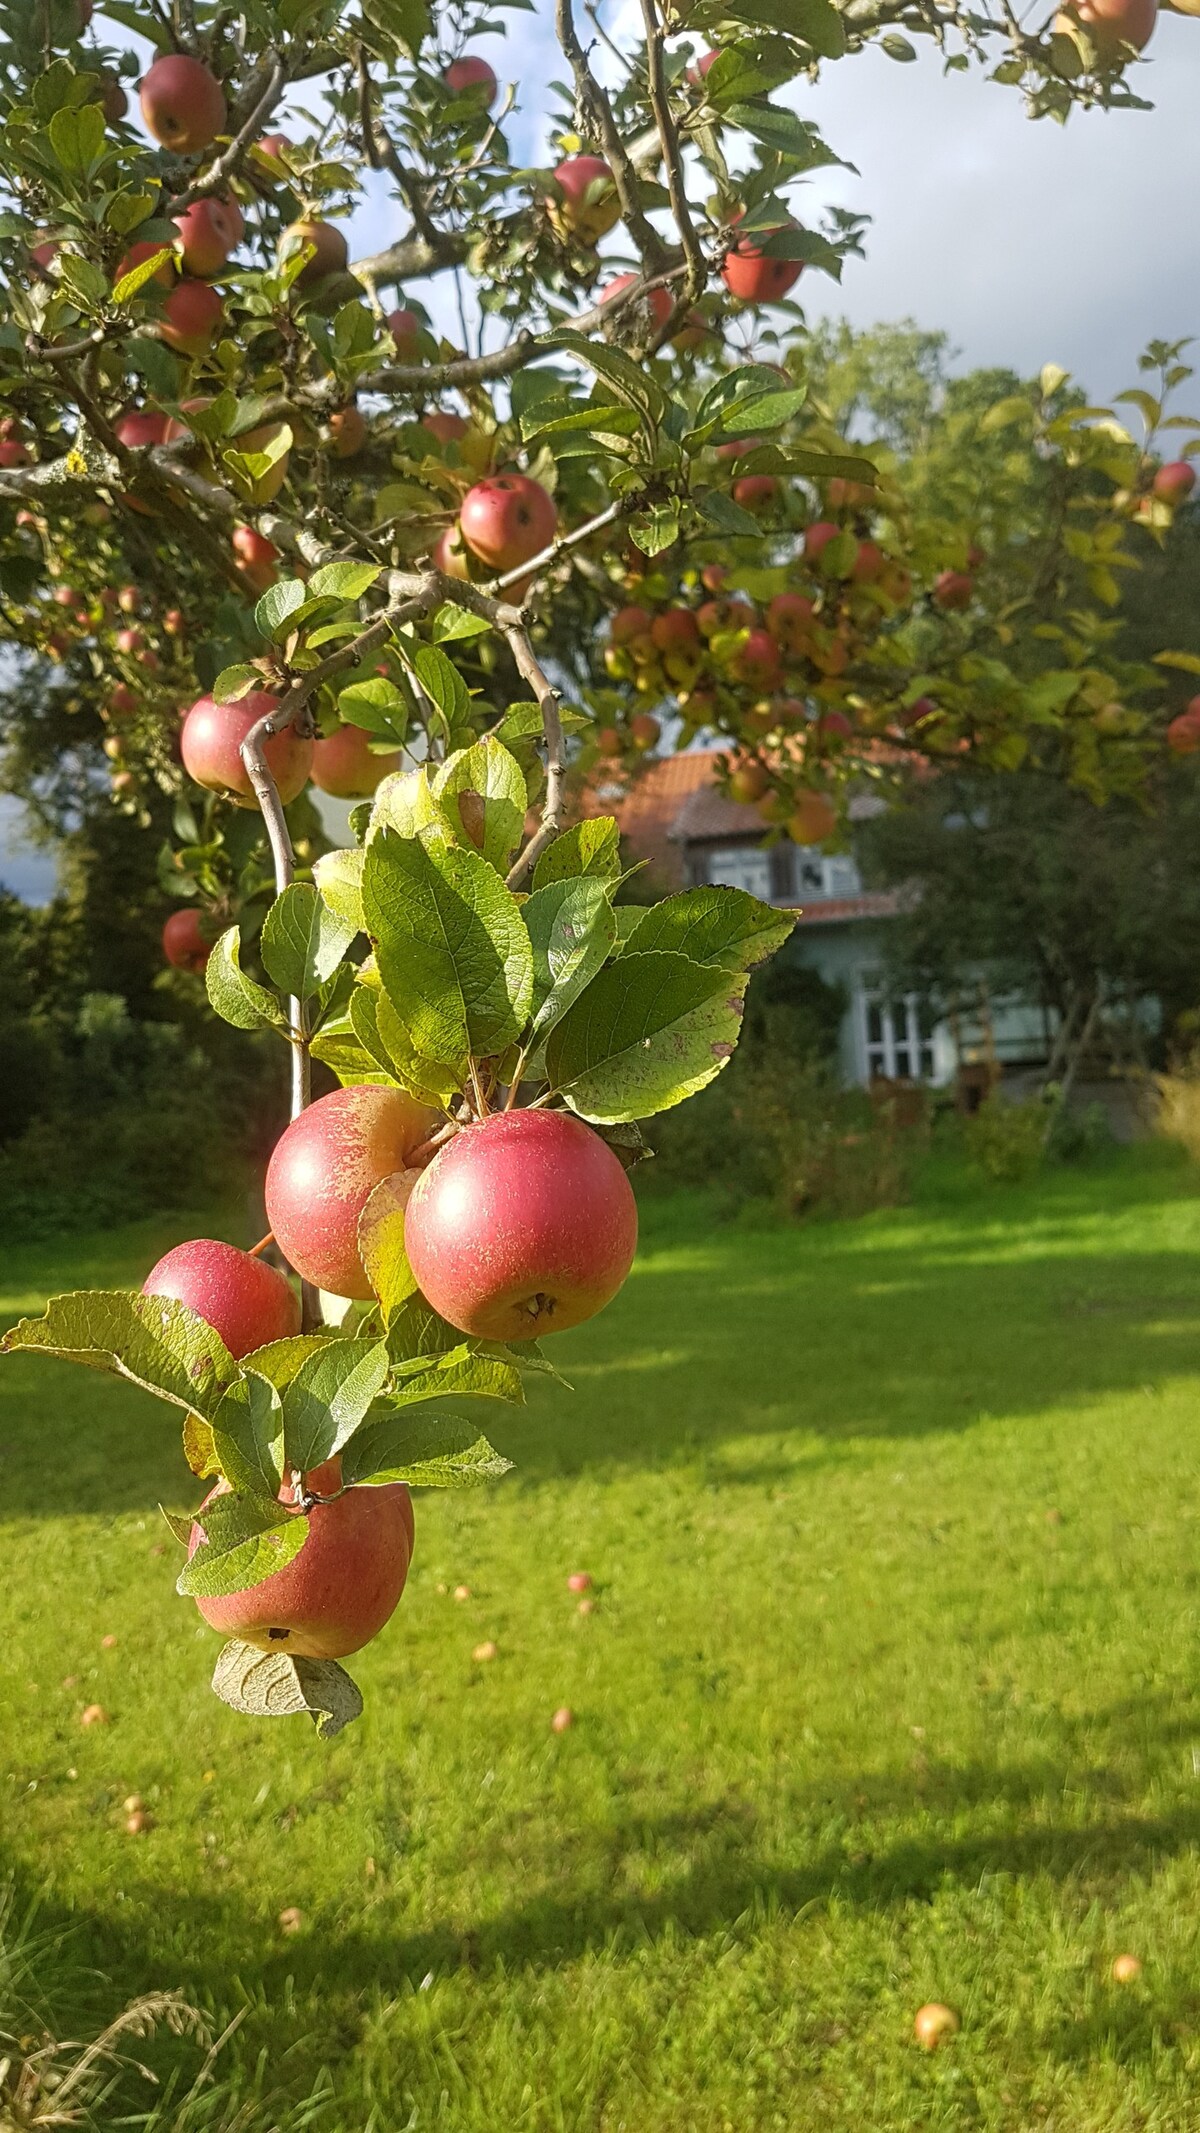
[554,0,674,272]
[168,52,287,214]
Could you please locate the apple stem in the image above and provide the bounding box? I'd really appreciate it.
[248,1232,275,1258]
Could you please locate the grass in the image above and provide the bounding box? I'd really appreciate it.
[4,1145,1200,2128]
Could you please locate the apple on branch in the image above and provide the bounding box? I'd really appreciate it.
[265,1085,443,1298]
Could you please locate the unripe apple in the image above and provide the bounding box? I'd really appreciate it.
[599,271,673,334]
[103,736,124,761]
[189,1461,414,1658]
[173,194,244,277]
[311,722,402,798]
[443,55,498,103]
[404,1110,638,1340]
[630,711,660,750]
[550,154,620,246]
[933,569,974,610]
[161,906,211,971]
[266,1085,442,1298]
[114,237,175,290]
[329,404,367,457]
[139,54,226,154]
[766,591,815,651]
[728,758,769,803]
[732,629,781,690]
[180,692,313,809]
[143,1236,300,1355]
[722,223,803,304]
[279,219,348,288]
[117,584,140,613]
[460,472,557,572]
[650,607,700,654]
[433,522,471,580]
[1152,459,1196,505]
[788,791,837,844]
[732,473,779,512]
[231,523,278,593]
[387,306,423,358]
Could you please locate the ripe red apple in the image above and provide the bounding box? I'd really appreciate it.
[698,594,755,637]
[387,306,423,358]
[827,476,876,509]
[163,607,185,636]
[161,906,211,972]
[114,237,175,290]
[852,539,884,583]
[650,607,700,653]
[113,409,169,514]
[139,54,226,154]
[173,194,243,277]
[404,1110,638,1340]
[550,154,620,246]
[0,436,30,467]
[108,683,138,717]
[143,1237,300,1355]
[722,223,803,304]
[732,628,780,689]
[766,591,815,650]
[1063,0,1156,49]
[789,791,837,844]
[180,692,313,809]
[567,1571,593,1592]
[700,563,729,594]
[423,410,469,445]
[1153,460,1196,505]
[595,724,622,755]
[933,569,974,611]
[265,1085,442,1299]
[732,473,779,512]
[804,520,840,564]
[329,404,367,457]
[630,711,660,750]
[189,1462,414,1658]
[279,218,348,287]
[115,626,143,653]
[459,472,557,572]
[815,708,853,744]
[1167,700,1200,754]
[31,234,60,272]
[610,604,654,647]
[443,55,498,103]
[231,523,278,593]
[311,722,401,798]
[599,271,673,333]
[688,47,721,81]
[256,132,291,167]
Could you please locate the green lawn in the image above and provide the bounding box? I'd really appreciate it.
[5,1148,1200,2130]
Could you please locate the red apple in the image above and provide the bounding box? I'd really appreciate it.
[650,607,700,653]
[173,194,244,277]
[459,472,557,572]
[1063,0,1156,49]
[815,709,853,743]
[279,219,349,288]
[630,711,660,750]
[161,907,211,972]
[404,1110,638,1340]
[599,271,673,333]
[933,569,974,610]
[163,608,185,636]
[180,692,313,809]
[117,585,140,613]
[804,520,840,564]
[1153,460,1196,505]
[0,437,30,467]
[688,48,721,81]
[610,604,654,647]
[387,306,423,358]
[256,132,291,167]
[766,591,815,650]
[108,683,138,717]
[732,628,780,689]
[189,1461,414,1659]
[422,410,469,445]
[311,722,402,798]
[698,594,755,637]
[231,523,279,592]
[443,55,498,103]
[266,1086,442,1298]
[143,1237,300,1355]
[115,626,143,653]
[788,791,837,844]
[1167,700,1200,754]
[114,238,175,290]
[433,522,471,579]
[139,54,226,154]
[329,404,367,457]
[550,154,620,246]
[722,223,803,304]
[701,563,729,593]
[732,473,779,512]
[852,539,884,583]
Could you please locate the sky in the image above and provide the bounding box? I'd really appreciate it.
[4,1,1197,903]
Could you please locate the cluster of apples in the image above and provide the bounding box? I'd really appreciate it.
[141,1087,638,1660]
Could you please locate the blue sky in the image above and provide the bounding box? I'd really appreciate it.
[5,5,1196,902]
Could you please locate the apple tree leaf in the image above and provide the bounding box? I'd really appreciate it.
[210,1371,286,1496]
[545,949,744,1123]
[281,1337,391,1472]
[432,736,528,873]
[205,927,287,1031]
[260,882,357,999]
[210,1640,364,1737]
[177,1491,309,1598]
[341,1409,513,1487]
[358,1173,420,1320]
[2,1288,238,1420]
[621,886,795,973]
[523,876,617,1040]
[531,816,622,890]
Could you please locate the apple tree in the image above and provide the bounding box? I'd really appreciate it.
[0,0,1194,1732]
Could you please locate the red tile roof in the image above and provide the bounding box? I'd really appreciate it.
[579,749,725,890]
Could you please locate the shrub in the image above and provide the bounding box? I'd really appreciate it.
[964,1093,1049,1183]
[1156,1058,1200,1164]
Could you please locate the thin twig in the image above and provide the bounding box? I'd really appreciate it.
[638,0,709,347]
[554,0,673,272]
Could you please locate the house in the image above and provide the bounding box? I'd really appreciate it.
[592,748,1060,1095]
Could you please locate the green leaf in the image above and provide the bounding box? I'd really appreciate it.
[179,1492,309,1599]
[112,243,174,303]
[210,1372,285,1497]
[212,663,261,704]
[431,604,493,643]
[282,1338,391,1472]
[545,329,666,429]
[261,883,357,999]
[723,105,849,163]
[546,950,743,1123]
[386,1294,470,1364]
[531,817,621,890]
[361,0,430,58]
[341,1411,512,1488]
[699,490,766,538]
[206,927,287,1031]
[411,644,472,726]
[2,1289,237,1420]
[723,0,845,56]
[238,1335,333,1394]
[432,737,528,873]
[48,102,106,174]
[308,560,382,601]
[310,1010,393,1087]
[880,32,918,58]
[388,1346,524,1408]
[621,886,795,972]
[362,830,534,1081]
[210,1640,364,1736]
[524,877,618,1041]
[369,765,445,843]
[312,847,366,932]
[630,504,681,557]
[337,677,408,741]
[1154,650,1200,675]
[719,389,810,435]
[979,395,1034,435]
[358,1174,420,1319]
[254,579,307,639]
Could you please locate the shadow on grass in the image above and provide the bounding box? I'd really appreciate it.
[3,1154,1200,1517]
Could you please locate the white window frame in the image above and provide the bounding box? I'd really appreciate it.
[705,844,773,899]
[856,972,937,1083]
